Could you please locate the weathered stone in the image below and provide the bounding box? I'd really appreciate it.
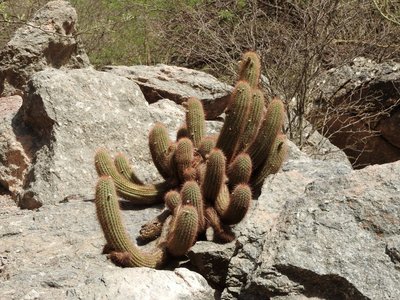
[188,141,400,299]
[15,68,167,208]
[103,64,233,119]
[0,198,215,299]
[0,0,90,96]
[312,57,400,168]
[188,241,236,289]
[11,70,223,209]
[0,95,32,204]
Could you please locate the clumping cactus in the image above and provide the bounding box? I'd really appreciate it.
[94,51,287,268]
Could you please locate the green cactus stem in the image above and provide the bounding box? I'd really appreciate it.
[95,176,166,268]
[166,204,199,257]
[246,98,285,171]
[176,125,189,141]
[205,207,235,242]
[181,180,205,232]
[114,153,143,185]
[198,136,216,158]
[149,123,172,179]
[214,183,230,217]
[95,149,169,204]
[220,184,252,225]
[216,81,251,162]
[174,138,194,182]
[252,134,287,191]
[238,51,261,88]
[227,152,252,188]
[185,97,206,148]
[202,149,226,204]
[165,190,181,212]
[236,89,265,154]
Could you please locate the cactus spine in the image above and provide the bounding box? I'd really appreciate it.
[165,190,181,212]
[181,181,205,231]
[220,184,252,225]
[174,138,194,182]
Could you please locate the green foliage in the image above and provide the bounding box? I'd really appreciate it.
[94,51,287,268]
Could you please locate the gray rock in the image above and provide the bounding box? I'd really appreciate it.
[8,69,223,209]
[15,68,170,208]
[0,0,90,96]
[189,141,400,299]
[103,64,233,119]
[312,57,400,168]
[0,198,215,299]
[83,267,215,300]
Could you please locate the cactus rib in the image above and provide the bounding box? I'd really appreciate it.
[114,153,143,185]
[216,81,251,162]
[167,204,199,257]
[202,149,226,203]
[246,98,285,171]
[95,176,166,268]
[185,97,206,148]
[252,134,287,190]
[149,123,172,179]
[95,149,169,204]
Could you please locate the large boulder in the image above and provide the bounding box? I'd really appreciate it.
[4,67,222,209]
[190,142,400,299]
[311,57,400,168]
[103,64,233,119]
[12,68,187,209]
[0,0,90,96]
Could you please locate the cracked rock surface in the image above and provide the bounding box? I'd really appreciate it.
[190,142,400,299]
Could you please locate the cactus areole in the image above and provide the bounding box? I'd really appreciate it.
[93,51,288,268]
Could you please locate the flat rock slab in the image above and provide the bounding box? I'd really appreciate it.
[0,199,214,299]
[103,64,233,119]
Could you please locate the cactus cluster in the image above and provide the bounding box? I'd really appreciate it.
[94,51,288,268]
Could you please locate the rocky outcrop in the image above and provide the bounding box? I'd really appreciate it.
[1,67,223,209]
[312,57,400,168]
[103,64,233,119]
[0,0,90,96]
[190,142,400,299]
[0,199,215,299]
[10,68,191,209]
